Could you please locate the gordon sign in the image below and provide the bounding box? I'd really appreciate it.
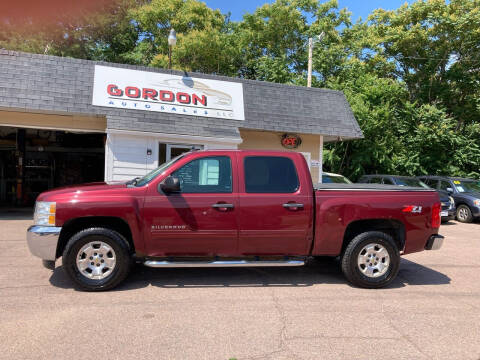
[92,65,245,120]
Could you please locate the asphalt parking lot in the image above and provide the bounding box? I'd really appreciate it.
[0,211,479,360]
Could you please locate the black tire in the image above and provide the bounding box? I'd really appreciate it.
[456,205,473,223]
[341,231,400,289]
[62,227,132,291]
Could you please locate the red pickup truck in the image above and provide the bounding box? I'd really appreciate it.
[27,150,444,291]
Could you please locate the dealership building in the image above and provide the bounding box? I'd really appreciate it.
[0,50,362,206]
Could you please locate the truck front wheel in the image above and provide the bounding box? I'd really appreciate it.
[62,227,133,291]
[341,231,400,289]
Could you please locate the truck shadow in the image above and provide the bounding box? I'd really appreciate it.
[49,258,451,291]
[441,221,458,226]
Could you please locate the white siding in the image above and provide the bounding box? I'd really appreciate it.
[106,133,158,181]
[104,130,242,182]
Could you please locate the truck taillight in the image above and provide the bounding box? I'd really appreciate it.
[431,202,441,228]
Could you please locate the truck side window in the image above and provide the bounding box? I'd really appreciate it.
[244,156,299,193]
[369,177,382,184]
[383,178,394,185]
[424,179,437,188]
[172,156,232,193]
[439,181,451,192]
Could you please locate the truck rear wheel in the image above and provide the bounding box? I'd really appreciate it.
[341,231,400,289]
[62,227,132,291]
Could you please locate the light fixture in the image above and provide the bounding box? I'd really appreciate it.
[168,29,177,46]
[168,28,177,69]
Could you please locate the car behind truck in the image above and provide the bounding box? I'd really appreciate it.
[27,150,444,291]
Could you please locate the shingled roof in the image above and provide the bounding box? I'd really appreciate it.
[0,50,362,142]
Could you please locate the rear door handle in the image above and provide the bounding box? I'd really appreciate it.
[212,203,234,209]
[283,203,304,209]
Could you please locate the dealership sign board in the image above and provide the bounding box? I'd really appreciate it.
[92,65,245,120]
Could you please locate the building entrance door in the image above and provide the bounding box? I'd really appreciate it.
[166,144,203,161]
[159,143,203,165]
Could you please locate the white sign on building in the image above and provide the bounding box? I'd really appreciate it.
[92,65,245,120]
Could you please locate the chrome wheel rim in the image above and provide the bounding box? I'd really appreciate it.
[357,243,390,278]
[76,241,116,280]
[458,207,468,221]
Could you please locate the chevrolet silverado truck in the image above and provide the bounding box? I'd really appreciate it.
[27,150,444,291]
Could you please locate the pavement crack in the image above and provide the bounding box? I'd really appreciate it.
[243,283,305,360]
[269,287,305,360]
[380,301,432,359]
[285,334,398,341]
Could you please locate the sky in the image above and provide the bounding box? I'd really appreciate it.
[204,0,411,22]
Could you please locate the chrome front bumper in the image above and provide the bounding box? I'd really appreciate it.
[27,225,62,261]
[425,234,444,250]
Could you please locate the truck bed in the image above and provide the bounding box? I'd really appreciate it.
[314,183,435,192]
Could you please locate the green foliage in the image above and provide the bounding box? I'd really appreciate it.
[0,0,140,62]
[1,0,479,179]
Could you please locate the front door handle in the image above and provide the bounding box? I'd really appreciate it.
[212,203,234,210]
[283,203,304,210]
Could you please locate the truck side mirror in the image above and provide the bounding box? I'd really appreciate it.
[160,176,181,193]
[446,187,453,194]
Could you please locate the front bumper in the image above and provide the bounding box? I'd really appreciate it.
[425,234,444,250]
[441,209,456,222]
[27,225,62,261]
[472,206,480,218]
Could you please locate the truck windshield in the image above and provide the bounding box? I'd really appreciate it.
[395,178,430,188]
[134,154,185,187]
[454,180,480,193]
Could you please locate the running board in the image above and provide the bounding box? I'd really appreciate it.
[143,259,305,268]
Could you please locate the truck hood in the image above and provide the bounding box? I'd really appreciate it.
[36,182,127,201]
[462,191,480,199]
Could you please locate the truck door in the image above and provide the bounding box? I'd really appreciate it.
[237,154,314,255]
[143,153,238,256]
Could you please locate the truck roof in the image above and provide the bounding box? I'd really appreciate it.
[195,149,301,154]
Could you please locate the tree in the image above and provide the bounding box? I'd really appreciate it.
[129,0,237,73]
[0,0,140,62]
[1,0,479,178]
[366,0,480,130]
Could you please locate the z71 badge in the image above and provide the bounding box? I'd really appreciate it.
[402,205,423,214]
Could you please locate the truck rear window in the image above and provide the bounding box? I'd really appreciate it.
[244,156,299,193]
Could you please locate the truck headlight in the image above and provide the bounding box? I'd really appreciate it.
[474,199,480,207]
[34,201,56,226]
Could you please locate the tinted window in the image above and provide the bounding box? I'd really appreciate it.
[172,156,232,193]
[421,178,435,187]
[369,177,383,184]
[322,174,352,184]
[440,181,452,191]
[244,156,299,193]
[383,178,395,185]
[395,177,430,188]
